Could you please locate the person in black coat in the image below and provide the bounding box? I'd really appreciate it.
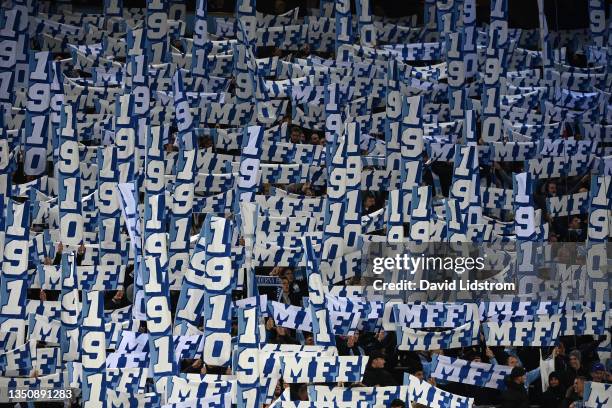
[501,367,529,408]
[337,331,366,356]
[279,277,302,306]
[563,350,590,388]
[362,350,398,387]
[360,330,398,370]
[270,326,299,345]
[541,372,565,408]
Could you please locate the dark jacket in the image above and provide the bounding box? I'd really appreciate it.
[462,383,499,406]
[360,332,398,369]
[563,366,589,389]
[337,339,366,356]
[279,290,303,307]
[501,380,529,408]
[362,367,398,387]
[541,385,565,408]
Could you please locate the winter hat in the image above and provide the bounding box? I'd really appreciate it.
[569,350,582,361]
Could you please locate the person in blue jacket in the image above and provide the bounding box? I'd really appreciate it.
[489,347,558,389]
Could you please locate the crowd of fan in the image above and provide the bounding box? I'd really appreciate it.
[261,324,610,408]
[220,118,600,407]
[253,261,610,407]
[21,115,602,407]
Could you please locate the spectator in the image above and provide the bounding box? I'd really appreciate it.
[105,289,130,310]
[272,327,299,345]
[546,182,559,197]
[264,317,276,342]
[555,342,569,370]
[290,127,301,143]
[492,162,513,188]
[561,377,585,408]
[507,354,541,387]
[362,350,397,387]
[541,372,565,408]
[567,216,584,241]
[279,277,301,306]
[389,399,405,408]
[485,346,496,363]
[564,350,589,387]
[272,380,283,400]
[576,335,604,372]
[360,330,398,369]
[182,358,203,374]
[310,133,320,145]
[283,268,306,298]
[363,193,377,214]
[296,384,308,401]
[501,367,529,408]
[338,331,366,356]
[590,362,608,383]
[412,368,425,381]
[301,182,315,197]
[491,351,543,389]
